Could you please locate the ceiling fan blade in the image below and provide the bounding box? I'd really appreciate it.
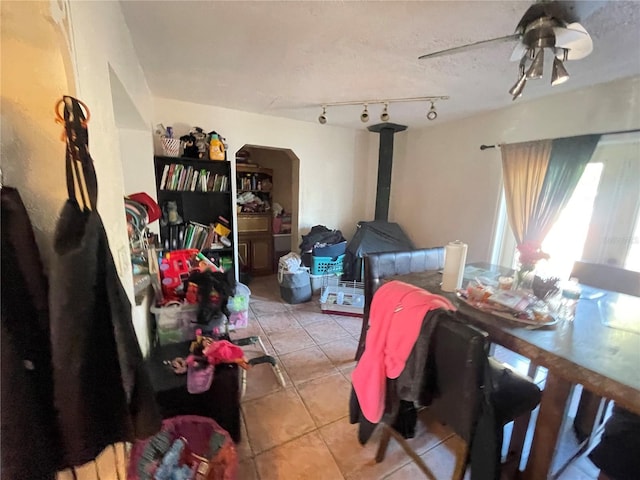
[510,42,528,62]
[555,23,593,60]
[418,34,521,60]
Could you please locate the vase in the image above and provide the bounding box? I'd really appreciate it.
[514,266,535,292]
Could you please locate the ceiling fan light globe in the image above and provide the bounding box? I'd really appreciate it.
[525,48,544,79]
[509,75,527,99]
[551,57,570,86]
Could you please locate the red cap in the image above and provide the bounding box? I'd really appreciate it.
[128,192,161,223]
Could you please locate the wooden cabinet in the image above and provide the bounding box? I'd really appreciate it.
[236,165,274,275]
[237,213,273,276]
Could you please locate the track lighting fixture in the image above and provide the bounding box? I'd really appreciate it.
[380,103,390,122]
[426,102,437,120]
[360,104,369,123]
[318,106,327,125]
[316,96,449,125]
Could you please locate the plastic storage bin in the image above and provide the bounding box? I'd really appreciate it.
[228,282,251,329]
[312,241,347,258]
[311,254,345,275]
[151,302,199,345]
[310,273,339,294]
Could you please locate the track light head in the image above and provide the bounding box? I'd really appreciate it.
[360,104,369,123]
[318,106,327,125]
[426,102,437,120]
[380,103,390,122]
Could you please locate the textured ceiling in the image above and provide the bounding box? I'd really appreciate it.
[120,1,640,129]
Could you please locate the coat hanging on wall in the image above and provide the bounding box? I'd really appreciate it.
[49,96,161,468]
[1,187,62,479]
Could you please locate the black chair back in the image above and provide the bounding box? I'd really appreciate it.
[355,247,445,360]
[571,260,640,297]
[429,314,488,443]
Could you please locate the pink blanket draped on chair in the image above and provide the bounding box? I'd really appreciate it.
[351,280,455,423]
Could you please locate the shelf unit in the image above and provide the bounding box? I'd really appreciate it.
[236,164,274,275]
[154,155,236,270]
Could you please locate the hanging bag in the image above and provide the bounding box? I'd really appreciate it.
[49,96,161,468]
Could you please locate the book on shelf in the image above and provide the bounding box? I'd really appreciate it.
[160,163,229,193]
[159,164,170,190]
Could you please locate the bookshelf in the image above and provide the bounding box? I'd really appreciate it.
[154,155,235,271]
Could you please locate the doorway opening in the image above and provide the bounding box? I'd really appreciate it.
[235,145,300,278]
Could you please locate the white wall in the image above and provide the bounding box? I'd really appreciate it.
[392,76,640,263]
[1,1,74,270]
[67,1,158,355]
[152,98,374,241]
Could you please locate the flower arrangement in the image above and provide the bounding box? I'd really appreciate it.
[517,241,550,270]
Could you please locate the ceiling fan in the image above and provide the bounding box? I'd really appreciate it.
[418,0,595,100]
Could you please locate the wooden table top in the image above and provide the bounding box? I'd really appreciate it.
[390,263,640,415]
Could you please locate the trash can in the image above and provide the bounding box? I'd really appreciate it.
[279,269,312,304]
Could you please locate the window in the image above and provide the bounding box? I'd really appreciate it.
[493,132,640,279]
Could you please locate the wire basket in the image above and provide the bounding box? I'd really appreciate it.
[161,137,181,157]
[319,277,364,317]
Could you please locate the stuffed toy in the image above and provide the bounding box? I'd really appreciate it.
[190,127,209,159]
[180,133,198,158]
[187,269,236,328]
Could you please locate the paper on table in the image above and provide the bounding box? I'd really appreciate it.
[442,241,468,292]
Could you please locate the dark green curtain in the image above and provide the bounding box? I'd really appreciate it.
[525,134,601,244]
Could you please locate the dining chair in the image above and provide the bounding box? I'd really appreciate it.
[354,247,445,361]
[571,260,640,297]
[374,312,542,480]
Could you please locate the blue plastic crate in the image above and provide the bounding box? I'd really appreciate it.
[311,254,345,275]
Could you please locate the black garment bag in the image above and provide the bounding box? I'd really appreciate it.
[49,96,160,468]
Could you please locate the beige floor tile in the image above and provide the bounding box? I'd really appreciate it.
[332,314,364,337]
[290,308,329,327]
[268,327,315,355]
[242,388,315,454]
[318,336,358,369]
[279,345,338,385]
[250,298,290,315]
[297,372,351,427]
[304,318,350,345]
[237,412,253,461]
[340,363,356,379]
[257,310,302,335]
[384,436,470,480]
[237,459,260,480]
[320,411,454,480]
[255,431,345,480]
[241,355,290,402]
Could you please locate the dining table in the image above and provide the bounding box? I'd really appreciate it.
[389,262,640,480]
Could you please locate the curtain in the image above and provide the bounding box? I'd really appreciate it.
[528,135,601,244]
[501,140,552,245]
[501,135,601,250]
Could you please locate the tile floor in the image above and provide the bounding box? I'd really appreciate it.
[231,275,600,479]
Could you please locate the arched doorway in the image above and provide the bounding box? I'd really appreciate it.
[235,145,300,278]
